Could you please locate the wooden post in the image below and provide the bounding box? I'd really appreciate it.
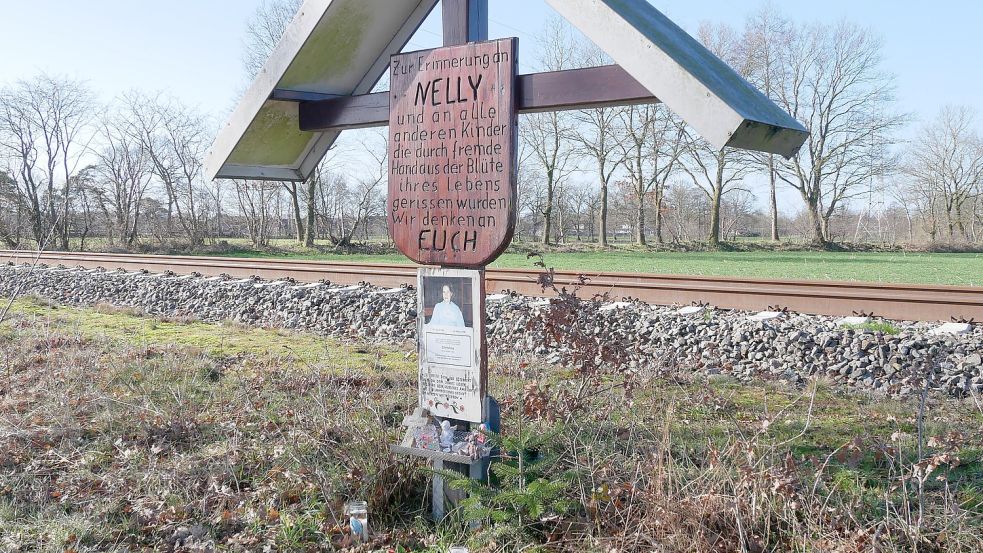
[428,1,492,520]
[442,0,488,46]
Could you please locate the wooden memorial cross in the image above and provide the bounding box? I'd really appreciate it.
[204,0,810,526]
[389,31,506,501]
[386,2,511,520]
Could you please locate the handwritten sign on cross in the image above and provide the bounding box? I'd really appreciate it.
[387,39,517,267]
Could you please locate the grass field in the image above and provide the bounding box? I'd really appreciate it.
[1,297,981,551]
[197,239,983,286]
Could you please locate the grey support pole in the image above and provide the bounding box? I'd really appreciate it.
[432,459,447,520]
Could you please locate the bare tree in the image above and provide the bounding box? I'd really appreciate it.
[231,179,279,247]
[565,181,599,242]
[67,166,99,250]
[51,80,97,250]
[772,21,905,246]
[574,105,622,244]
[683,136,754,248]
[207,179,227,240]
[887,178,919,243]
[522,110,578,245]
[618,104,685,245]
[662,180,707,243]
[242,0,303,79]
[302,165,327,247]
[282,180,306,244]
[0,75,96,249]
[124,93,211,245]
[684,23,755,248]
[974,194,983,243]
[720,189,759,241]
[92,110,153,247]
[329,132,387,248]
[572,43,624,246]
[0,170,20,247]
[0,84,53,246]
[905,106,983,241]
[743,5,793,241]
[317,172,349,243]
[514,155,542,241]
[521,18,581,245]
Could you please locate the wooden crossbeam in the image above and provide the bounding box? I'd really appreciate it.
[516,65,657,113]
[292,4,656,134]
[294,64,658,132]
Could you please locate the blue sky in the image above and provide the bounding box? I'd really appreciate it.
[2,0,980,128]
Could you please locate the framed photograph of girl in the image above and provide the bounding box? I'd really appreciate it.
[416,267,486,423]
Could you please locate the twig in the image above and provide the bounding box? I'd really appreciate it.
[915,352,935,533]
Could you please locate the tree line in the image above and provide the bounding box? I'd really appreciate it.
[0,4,979,252]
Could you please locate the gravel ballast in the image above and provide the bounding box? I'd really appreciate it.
[2,263,981,398]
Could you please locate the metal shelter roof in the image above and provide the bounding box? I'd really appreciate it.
[205,0,808,182]
[206,0,439,181]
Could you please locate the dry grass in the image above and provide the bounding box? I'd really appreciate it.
[0,300,980,551]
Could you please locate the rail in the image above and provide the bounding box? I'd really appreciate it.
[1,250,981,322]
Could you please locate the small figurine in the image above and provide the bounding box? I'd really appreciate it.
[448,429,489,460]
[462,433,481,460]
[439,420,456,452]
[476,423,489,446]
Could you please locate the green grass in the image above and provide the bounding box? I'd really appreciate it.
[0,301,980,550]
[840,321,902,335]
[3,296,415,374]
[188,239,983,286]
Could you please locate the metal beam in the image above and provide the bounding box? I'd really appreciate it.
[442,0,488,45]
[269,90,343,102]
[544,0,808,157]
[204,0,441,182]
[298,64,658,132]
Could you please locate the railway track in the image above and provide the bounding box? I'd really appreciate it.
[2,250,981,323]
